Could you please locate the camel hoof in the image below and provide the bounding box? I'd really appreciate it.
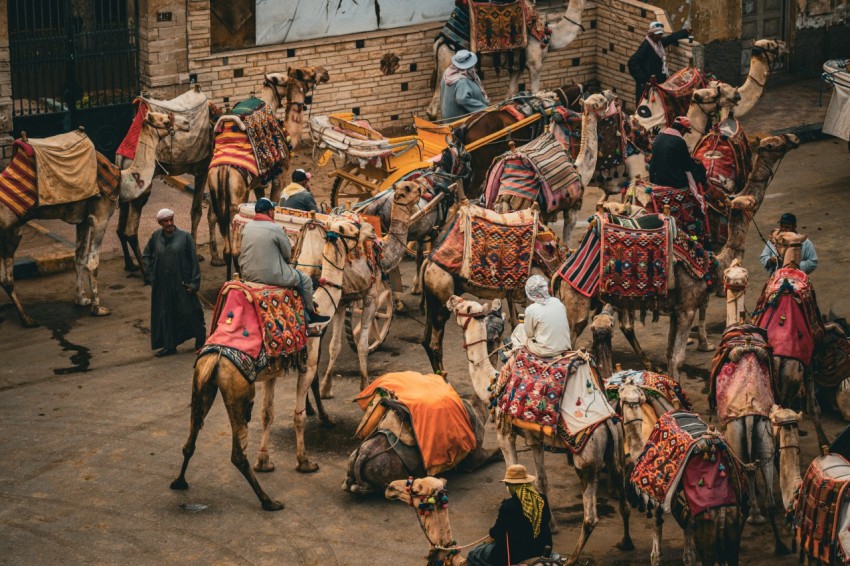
[75,297,92,307]
[616,538,635,551]
[320,391,334,400]
[296,460,319,473]
[254,460,275,473]
[90,305,111,317]
[170,477,188,490]
[197,254,205,262]
[210,257,226,267]
[411,289,422,296]
[124,264,140,273]
[262,499,285,511]
[320,415,336,428]
[697,342,716,352]
[776,542,791,555]
[747,514,767,526]
[21,316,38,328]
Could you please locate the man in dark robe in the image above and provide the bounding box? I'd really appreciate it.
[628,21,691,104]
[142,208,206,357]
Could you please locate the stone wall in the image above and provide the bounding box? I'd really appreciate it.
[139,0,190,99]
[0,0,12,161]
[651,0,740,43]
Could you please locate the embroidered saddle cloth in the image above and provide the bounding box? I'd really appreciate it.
[638,67,708,127]
[430,205,537,290]
[634,181,708,238]
[28,130,99,206]
[795,454,850,565]
[550,100,627,171]
[709,324,775,424]
[753,267,823,365]
[600,215,671,301]
[630,411,745,514]
[693,118,753,196]
[355,372,478,475]
[816,322,850,388]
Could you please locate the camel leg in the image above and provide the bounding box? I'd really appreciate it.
[115,201,136,272]
[682,525,697,566]
[206,191,223,266]
[268,178,283,205]
[620,309,651,369]
[319,308,345,399]
[388,267,405,311]
[726,418,765,525]
[73,223,93,308]
[190,169,209,261]
[412,246,424,295]
[760,420,790,555]
[608,423,634,552]
[426,43,451,120]
[806,370,829,449]
[294,340,320,473]
[357,292,378,391]
[497,430,520,467]
[565,466,599,566]
[84,208,112,317]
[422,278,449,375]
[562,208,579,245]
[122,193,151,282]
[0,232,37,328]
[308,343,334,426]
[171,355,220,490]
[526,438,559,534]
[695,295,715,352]
[667,305,697,382]
[650,513,664,566]
[254,378,277,473]
[525,57,543,95]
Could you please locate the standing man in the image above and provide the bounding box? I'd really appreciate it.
[628,21,691,104]
[440,49,489,120]
[239,198,330,326]
[760,212,818,274]
[142,208,206,357]
[279,168,320,213]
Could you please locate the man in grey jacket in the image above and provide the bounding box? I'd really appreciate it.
[239,198,329,325]
[440,50,489,120]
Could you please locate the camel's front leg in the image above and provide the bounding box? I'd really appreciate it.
[254,377,277,472]
[496,429,520,467]
[294,340,321,474]
[566,466,599,565]
[668,306,697,382]
[74,223,92,308]
[319,308,346,399]
[682,523,697,566]
[650,513,664,566]
[357,293,379,391]
[268,178,283,206]
[806,369,829,449]
[528,437,559,534]
[562,208,579,245]
[123,193,151,279]
[0,239,36,327]
[206,192,223,266]
[171,355,220,490]
[619,309,651,369]
[84,211,112,316]
[190,169,209,261]
[694,295,714,352]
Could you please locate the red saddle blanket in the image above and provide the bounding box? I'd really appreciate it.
[206,280,307,366]
[0,142,37,217]
[639,67,708,127]
[794,454,850,564]
[693,118,753,195]
[753,268,823,365]
[630,411,744,514]
[600,216,670,301]
[638,181,708,239]
[709,324,775,424]
[605,369,693,411]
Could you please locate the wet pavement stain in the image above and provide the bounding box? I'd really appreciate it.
[32,303,92,375]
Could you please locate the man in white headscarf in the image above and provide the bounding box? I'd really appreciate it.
[517,275,571,357]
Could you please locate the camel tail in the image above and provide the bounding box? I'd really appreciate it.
[212,166,231,237]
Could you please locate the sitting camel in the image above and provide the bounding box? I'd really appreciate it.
[1,112,177,326]
[448,295,634,565]
[170,216,356,509]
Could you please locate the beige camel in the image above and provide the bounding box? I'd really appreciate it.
[769,405,804,551]
[427,0,586,119]
[1,112,176,326]
[493,93,608,244]
[169,216,358,509]
[723,259,749,326]
[448,296,634,564]
[721,40,788,121]
[560,134,800,380]
[207,67,330,276]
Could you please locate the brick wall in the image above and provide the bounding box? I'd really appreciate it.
[139,0,190,99]
[0,0,12,162]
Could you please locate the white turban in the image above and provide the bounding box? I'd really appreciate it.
[525,275,550,304]
[156,208,175,221]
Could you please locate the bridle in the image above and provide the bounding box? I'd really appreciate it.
[749,45,783,89]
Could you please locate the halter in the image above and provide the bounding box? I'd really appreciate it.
[455,311,490,350]
[748,45,782,89]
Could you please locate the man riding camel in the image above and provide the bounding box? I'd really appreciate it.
[440,49,489,120]
[649,115,707,190]
[628,21,691,105]
[239,198,329,327]
[510,275,571,357]
[760,212,818,274]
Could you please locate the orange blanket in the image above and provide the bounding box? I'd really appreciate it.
[355,372,477,475]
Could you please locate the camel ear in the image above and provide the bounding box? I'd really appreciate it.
[446,295,462,312]
[796,411,804,422]
[438,477,448,489]
[769,404,780,419]
[491,298,502,312]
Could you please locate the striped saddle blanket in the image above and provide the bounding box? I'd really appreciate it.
[795,454,850,564]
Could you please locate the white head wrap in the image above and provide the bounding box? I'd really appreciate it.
[156,208,175,221]
[525,275,550,304]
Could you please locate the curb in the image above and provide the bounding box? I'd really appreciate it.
[164,174,197,195]
[771,122,828,144]
[13,221,76,280]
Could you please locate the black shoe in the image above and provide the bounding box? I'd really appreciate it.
[155,348,177,358]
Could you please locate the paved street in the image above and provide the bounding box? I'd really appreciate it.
[1,138,849,565]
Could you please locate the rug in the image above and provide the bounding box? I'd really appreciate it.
[355,372,477,475]
[0,142,37,217]
[605,369,693,411]
[210,129,259,177]
[693,118,753,195]
[243,104,292,183]
[709,324,775,423]
[29,130,99,206]
[469,0,528,53]
[437,4,473,51]
[672,229,715,288]
[794,453,850,564]
[196,344,269,384]
[462,206,537,289]
[753,268,823,365]
[600,217,669,301]
[207,280,307,371]
[639,67,708,127]
[556,220,601,297]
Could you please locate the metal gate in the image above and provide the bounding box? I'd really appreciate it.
[8,0,139,159]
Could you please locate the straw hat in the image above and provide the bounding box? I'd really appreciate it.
[501,464,536,484]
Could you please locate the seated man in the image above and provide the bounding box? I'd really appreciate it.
[760,212,818,274]
[516,275,571,358]
[649,116,707,189]
[467,465,553,566]
[279,168,320,213]
[239,198,329,326]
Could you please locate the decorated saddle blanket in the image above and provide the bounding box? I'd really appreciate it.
[816,322,850,388]
[672,229,716,288]
[429,205,537,290]
[484,131,582,213]
[550,102,628,171]
[635,181,709,239]
[29,131,99,206]
[639,67,708,127]
[205,280,307,378]
[693,118,753,195]
[0,142,37,217]
[753,268,823,365]
[355,372,477,475]
[556,219,601,297]
[600,215,670,301]
[210,129,259,177]
[630,411,745,514]
[794,454,850,565]
[709,324,775,424]
[605,369,693,412]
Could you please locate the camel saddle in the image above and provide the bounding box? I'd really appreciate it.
[795,453,850,564]
[26,131,99,206]
[816,321,850,388]
[638,67,709,128]
[693,118,753,196]
[550,100,628,172]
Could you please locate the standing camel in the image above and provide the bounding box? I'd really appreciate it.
[207,67,329,276]
[426,0,587,120]
[169,216,356,509]
[769,405,804,553]
[115,85,213,280]
[558,134,800,380]
[1,112,176,326]
[447,295,634,565]
[721,39,788,120]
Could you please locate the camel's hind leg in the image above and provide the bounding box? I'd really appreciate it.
[562,208,579,245]
[171,355,221,491]
[565,465,599,566]
[190,169,209,261]
[118,193,151,280]
[607,421,634,551]
[0,226,36,327]
[73,222,93,308]
[319,307,345,399]
[83,207,113,316]
[294,340,321,474]
[619,309,651,369]
[356,292,379,391]
[254,377,277,473]
[694,294,715,352]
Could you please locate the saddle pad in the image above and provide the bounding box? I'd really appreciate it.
[29,130,98,206]
[469,0,528,53]
[606,369,693,411]
[817,326,850,387]
[795,454,850,564]
[642,183,707,237]
[243,104,292,183]
[693,118,753,195]
[355,372,477,475]
[709,324,775,422]
[641,67,707,127]
[600,218,669,300]
[672,230,715,287]
[210,129,259,177]
[556,220,601,297]
[0,143,37,217]
[196,344,268,384]
[521,131,582,212]
[437,4,472,51]
[753,268,822,364]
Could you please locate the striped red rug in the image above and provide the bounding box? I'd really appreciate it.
[209,129,259,177]
[0,143,37,217]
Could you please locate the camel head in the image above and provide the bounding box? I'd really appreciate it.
[590,304,616,342]
[756,133,801,155]
[618,378,647,410]
[729,194,757,212]
[385,476,448,507]
[692,82,741,113]
[600,201,646,217]
[391,180,424,208]
[769,404,803,437]
[447,296,505,350]
[580,92,610,119]
[752,39,788,59]
[723,258,749,291]
[772,229,807,268]
[288,66,331,87]
[143,110,176,138]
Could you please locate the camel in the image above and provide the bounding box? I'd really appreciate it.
[169,216,357,509]
[426,0,586,120]
[769,405,804,553]
[207,67,329,276]
[618,381,746,565]
[448,295,634,565]
[115,86,214,281]
[723,259,748,327]
[1,112,177,326]
[492,92,609,244]
[721,39,788,120]
[558,134,800,381]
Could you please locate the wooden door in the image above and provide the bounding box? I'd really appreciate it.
[741,0,787,74]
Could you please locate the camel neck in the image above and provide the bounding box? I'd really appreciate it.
[735,55,769,116]
[120,123,162,201]
[575,109,599,182]
[622,409,645,459]
[548,0,585,50]
[725,288,747,327]
[462,321,499,404]
[379,202,414,272]
[284,81,308,151]
[778,429,802,511]
[422,509,456,564]
[684,103,712,151]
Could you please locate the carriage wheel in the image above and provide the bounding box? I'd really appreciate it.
[345,278,394,353]
[330,176,376,210]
